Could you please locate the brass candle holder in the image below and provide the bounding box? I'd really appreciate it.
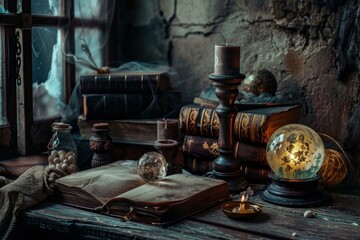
[222,199,262,219]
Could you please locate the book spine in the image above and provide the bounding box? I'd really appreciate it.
[183,156,270,183]
[184,156,213,175]
[233,141,268,166]
[182,135,268,166]
[77,116,159,145]
[234,112,267,143]
[239,164,271,184]
[180,105,301,144]
[179,105,268,143]
[182,135,219,159]
[179,105,267,143]
[83,91,181,120]
[80,73,170,94]
[179,106,220,138]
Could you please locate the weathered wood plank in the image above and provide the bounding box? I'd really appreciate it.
[17,187,360,240]
[19,202,271,240]
[191,192,360,240]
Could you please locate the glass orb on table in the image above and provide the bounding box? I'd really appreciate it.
[266,123,325,180]
[137,152,167,182]
[261,123,331,207]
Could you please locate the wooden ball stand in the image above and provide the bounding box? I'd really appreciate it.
[260,172,332,207]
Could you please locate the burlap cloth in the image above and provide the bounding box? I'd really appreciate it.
[0,165,66,239]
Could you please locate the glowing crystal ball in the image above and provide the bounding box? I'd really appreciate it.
[266,124,325,180]
[137,152,167,182]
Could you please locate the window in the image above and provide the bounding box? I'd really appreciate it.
[0,0,115,159]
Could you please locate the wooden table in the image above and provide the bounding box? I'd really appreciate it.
[14,186,360,240]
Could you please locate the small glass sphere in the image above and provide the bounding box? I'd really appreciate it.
[137,152,167,182]
[266,124,325,179]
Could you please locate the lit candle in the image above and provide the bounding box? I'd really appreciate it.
[214,44,240,75]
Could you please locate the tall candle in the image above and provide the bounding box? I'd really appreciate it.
[214,44,240,75]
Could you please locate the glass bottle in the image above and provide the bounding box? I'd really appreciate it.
[47,122,77,174]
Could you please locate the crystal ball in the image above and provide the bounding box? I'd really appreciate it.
[137,152,167,182]
[266,124,325,179]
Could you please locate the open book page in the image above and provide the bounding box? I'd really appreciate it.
[55,160,230,225]
[104,174,229,225]
[105,174,228,208]
[55,160,145,205]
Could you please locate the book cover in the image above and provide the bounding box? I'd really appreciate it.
[54,160,229,226]
[77,115,159,145]
[193,96,299,111]
[179,105,219,137]
[179,104,301,144]
[182,135,268,167]
[80,71,171,94]
[83,90,182,120]
[77,116,184,146]
[183,156,271,183]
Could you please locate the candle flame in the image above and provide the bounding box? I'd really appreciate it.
[239,195,247,213]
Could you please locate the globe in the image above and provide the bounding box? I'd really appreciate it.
[266,124,325,180]
[137,152,167,182]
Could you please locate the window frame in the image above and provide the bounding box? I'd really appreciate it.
[0,0,110,158]
[0,0,18,159]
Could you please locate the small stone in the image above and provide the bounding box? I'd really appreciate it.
[304,210,316,218]
[292,232,297,237]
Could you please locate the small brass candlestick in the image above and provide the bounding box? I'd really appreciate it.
[204,44,248,193]
[222,200,262,219]
[89,123,112,168]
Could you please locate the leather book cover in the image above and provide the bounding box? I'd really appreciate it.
[182,135,268,167]
[82,90,182,120]
[179,104,301,144]
[80,71,171,94]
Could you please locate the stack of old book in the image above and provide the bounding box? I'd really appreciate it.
[76,70,182,161]
[80,70,181,121]
[179,98,302,183]
[76,70,182,165]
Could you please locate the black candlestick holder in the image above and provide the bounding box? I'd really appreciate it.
[204,73,249,193]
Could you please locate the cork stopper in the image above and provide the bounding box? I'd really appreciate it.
[91,123,110,132]
[52,122,71,131]
[93,123,109,129]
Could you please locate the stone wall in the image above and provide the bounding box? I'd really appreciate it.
[113,0,360,185]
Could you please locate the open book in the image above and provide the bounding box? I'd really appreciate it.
[53,160,229,226]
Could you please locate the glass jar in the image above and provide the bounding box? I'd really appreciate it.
[47,122,77,174]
